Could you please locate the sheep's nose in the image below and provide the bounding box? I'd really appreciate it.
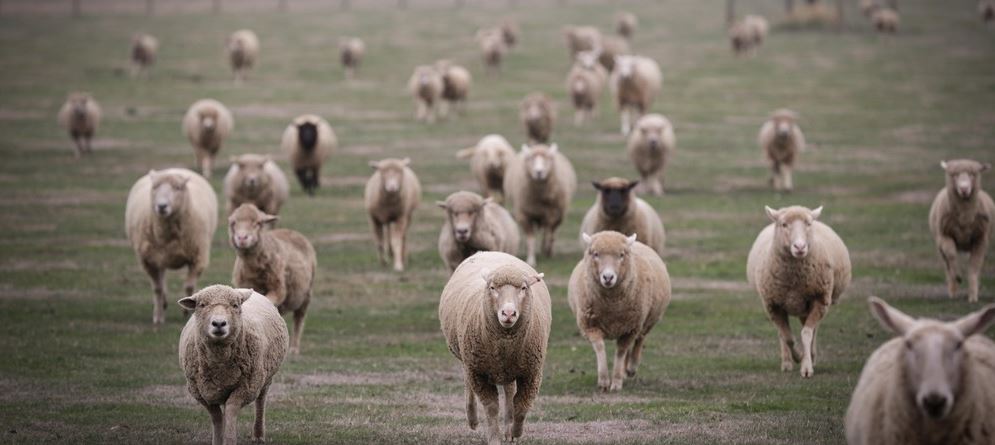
[501,309,517,319]
[793,242,806,250]
[211,319,227,328]
[455,228,469,237]
[601,273,616,285]
[921,394,948,418]
[156,203,168,212]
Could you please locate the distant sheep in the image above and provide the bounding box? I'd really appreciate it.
[758,108,806,192]
[566,51,608,126]
[408,65,445,123]
[729,15,768,55]
[580,178,666,255]
[520,93,557,144]
[627,113,676,196]
[57,92,102,158]
[281,114,336,196]
[564,25,603,59]
[872,8,900,32]
[456,134,516,203]
[223,154,290,216]
[597,36,630,72]
[982,1,995,22]
[436,59,472,118]
[437,191,520,273]
[500,20,520,47]
[182,98,234,178]
[928,159,994,303]
[616,11,638,40]
[610,55,662,135]
[476,28,507,74]
[339,37,366,79]
[503,143,577,266]
[365,158,422,272]
[130,33,158,77]
[228,29,260,82]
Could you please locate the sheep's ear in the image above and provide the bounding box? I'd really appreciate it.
[626,233,637,247]
[260,213,278,227]
[436,201,448,209]
[368,160,380,170]
[481,197,494,206]
[520,144,532,155]
[480,268,492,285]
[940,160,948,171]
[401,157,412,166]
[581,232,593,247]
[148,169,158,180]
[981,163,992,173]
[527,273,544,287]
[235,288,253,305]
[868,297,915,336]
[954,304,995,338]
[178,296,197,310]
[764,206,780,222]
[810,206,823,220]
[456,147,475,159]
[548,143,559,154]
[626,180,640,192]
[591,181,603,191]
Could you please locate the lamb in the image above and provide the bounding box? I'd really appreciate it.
[568,231,671,392]
[178,285,288,445]
[223,154,290,216]
[365,158,422,272]
[408,65,444,123]
[435,59,472,118]
[280,114,336,196]
[597,36,630,72]
[130,33,158,77]
[228,29,259,82]
[476,28,507,74]
[563,25,603,59]
[928,159,994,303]
[746,205,851,378]
[626,113,676,196]
[503,143,577,266]
[437,191,520,273]
[183,99,234,179]
[982,1,995,22]
[438,251,550,445]
[229,204,316,355]
[500,20,519,47]
[729,15,768,55]
[757,108,806,192]
[125,168,218,325]
[566,51,608,126]
[579,178,666,255]
[519,93,557,144]
[57,92,102,158]
[616,11,638,40]
[872,8,900,33]
[610,55,662,135]
[339,37,366,80]
[845,297,995,445]
[456,134,516,203]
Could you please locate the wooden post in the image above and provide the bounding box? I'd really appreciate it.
[726,0,734,25]
[72,0,81,17]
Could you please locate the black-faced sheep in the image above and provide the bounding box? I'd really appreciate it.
[408,65,444,123]
[435,59,472,118]
[626,113,676,196]
[580,178,666,255]
[520,93,557,144]
[365,158,421,272]
[610,55,662,135]
[182,99,234,179]
[223,154,290,216]
[339,37,365,80]
[130,33,158,77]
[437,191,520,273]
[456,134,516,203]
[57,92,102,158]
[503,143,577,266]
[228,29,259,82]
[758,108,806,192]
[280,114,336,196]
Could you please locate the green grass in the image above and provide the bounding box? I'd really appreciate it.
[1,0,994,444]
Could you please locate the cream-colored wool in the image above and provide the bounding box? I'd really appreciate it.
[223,154,289,216]
[616,11,638,40]
[365,158,422,272]
[437,191,520,273]
[519,93,557,144]
[610,55,662,135]
[57,92,102,158]
[339,37,366,79]
[626,113,676,196]
[757,108,805,192]
[566,52,608,126]
[182,99,234,179]
[408,65,445,123]
[228,29,259,82]
[503,143,577,266]
[456,134,516,203]
[563,25,603,59]
[435,60,472,118]
[872,8,900,32]
[130,33,158,77]
[476,28,507,74]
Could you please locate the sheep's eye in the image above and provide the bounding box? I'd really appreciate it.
[781,223,788,228]
[231,303,239,308]
[955,340,963,350]
[619,253,625,259]
[592,252,599,258]
[199,302,207,308]
[904,340,913,350]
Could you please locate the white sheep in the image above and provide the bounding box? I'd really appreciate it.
[503,143,577,266]
[223,154,290,216]
[579,178,666,255]
[437,191,520,273]
[520,93,557,144]
[365,158,422,272]
[597,35,630,72]
[408,65,445,123]
[280,114,336,196]
[729,15,768,56]
[456,134,516,203]
[57,92,102,158]
[563,25,603,60]
[339,37,366,80]
[228,29,259,82]
[476,28,507,74]
[626,113,676,196]
[610,55,662,135]
[435,59,472,118]
[182,99,234,179]
[872,8,900,33]
[616,11,638,40]
[566,51,608,126]
[130,33,158,77]
[757,108,806,192]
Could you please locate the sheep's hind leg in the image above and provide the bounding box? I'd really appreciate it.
[967,242,988,303]
[206,404,223,445]
[768,306,800,371]
[937,237,960,299]
[253,386,268,441]
[290,299,309,354]
[502,381,517,441]
[625,334,646,378]
[143,262,167,325]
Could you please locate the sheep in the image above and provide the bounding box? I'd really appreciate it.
[130,33,158,77]
[280,114,336,196]
[435,59,472,118]
[125,168,218,325]
[616,11,638,40]
[178,285,288,445]
[982,1,995,22]
[223,154,290,216]
[928,159,994,303]
[503,143,577,266]
[597,35,630,72]
[859,0,878,17]
[519,93,557,144]
[339,37,366,80]
[610,55,662,135]
[729,15,769,56]
[437,191,520,273]
[365,158,422,272]
[568,231,671,392]
[626,113,676,196]
[183,99,234,179]
[872,8,900,33]
[227,29,259,82]
[566,51,608,126]
[563,25,603,60]
[57,92,102,158]
[438,251,550,445]
[579,178,666,255]
[500,20,519,47]
[455,134,516,203]
[845,297,995,445]
[408,65,445,123]
[746,205,851,378]
[757,108,806,192]
[476,28,507,74]
[229,203,316,355]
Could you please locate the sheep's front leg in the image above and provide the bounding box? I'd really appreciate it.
[510,376,539,440]
[464,370,478,430]
[767,305,800,371]
[290,298,309,354]
[967,241,988,303]
[769,162,782,190]
[625,334,647,378]
[543,219,561,258]
[206,404,224,445]
[369,218,386,266]
[611,334,635,392]
[502,381,517,441]
[800,301,828,378]
[222,398,243,445]
[201,154,214,179]
[587,331,610,391]
[472,377,501,445]
[390,217,409,272]
[415,100,426,122]
[937,237,960,299]
[782,164,794,192]
[143,261,167,325]
[620,107,631,135]
[524,223,537,266]
[253,386,268,442]
[71,136,84,158]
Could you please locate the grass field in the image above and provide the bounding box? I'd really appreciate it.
[1,0,994,444]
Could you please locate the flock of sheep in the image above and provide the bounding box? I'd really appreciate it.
[52,3,995,445]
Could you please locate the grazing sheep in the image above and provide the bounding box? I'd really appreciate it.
[859,0,878,17]
[500,20,519,47]
[746,205,851,378]
[982,1,995,22]
[758,108,806,192]
[57,92,102,158]
[456,134,516,203]
[928,159,994,303]
[130,33,158,77]
[872,8,900,32]
[435,59,472,118]
[408,65,445,123]
[520,93,557,144]
[579,178,666,255]
[563,25,603,59]
[280,114,336,196]
[223,154,290,216]
[616,11,638,40]
[178,285,288,445]
[228,29,260,82]
[339,37,366,79]
[439,251,550,445]
[183,99,234,179]
[437,191,520,273]
[566,51,608,126]
[568,231,671,392]
[229,204,316,355]
[125,168,218,325]
[845,297,995,445]
[365,158,422,272]
[476,28,507,74]
[729,14,769,56]
[503,143,577,266]
[610,55,662,135]
[626,113,676,196]
[597,36,630,72]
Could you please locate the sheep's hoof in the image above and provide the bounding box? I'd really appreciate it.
[609,380,623,392]
[289,346,300,355]
[956,275,963,284]
[597,378,610,392]
[625,368,637,378]
[780,362,793,372]
[468,418,478,430]
[800,365,814,378]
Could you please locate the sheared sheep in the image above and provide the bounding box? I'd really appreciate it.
[758,108,806,192]
[130,33,158,77]
[580,178,665,255]
[872,8,900,32]
[339,37,366,80]
[456,134,516,203]
[503,143,577,266]
[566,51,608,126]
[616,11,638,40]
[435,59,472,118]
[223,154,290,216]
[476,28,507,74]
[228,29,259,82]
[610,55,662,135]
[365,158,421,272]
[563,25,603,60]
[408,65,444,123]
[57,92,102,158]
[626,114,676,196]
[182,99,234,179]
[280,114,336,196]
[437,191,520,273]
[520,93,556,144]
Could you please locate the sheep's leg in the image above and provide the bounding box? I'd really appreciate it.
[143,261,167,325]
[501,381,517,441]
[200,154,213,179]
[620,108,631,135]
[390,218,408,272]
[937,237,960,298]
[800,301,828,378]
[206,404,223,445]
[415,101,426,122]
[510,376,538,440]
[611,334,635,392]
[652,172,664,196]
[524,223,537,266]
[253,386,267,441]
[370,218,387,266]
[471,377,501,445]
[222,399,242,445]
[295,168,311,195]
[967,242,988,303]
[72,136,83,158]
[290,298,309,354]
[768,306,800,371]
[625,334,646,378]
[588,332,610,391]
[310,166,321,192]
[770,162,782,190]
[542,220,560,257]
[782,164,794,192]
[464,371,478,430]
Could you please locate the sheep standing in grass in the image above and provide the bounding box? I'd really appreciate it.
[125,168,218,324]
[729,15,769,56]
[520,93,556,144]
[564,25,603,59]
[616,11,638,40]
[281,114,336,196]
[627,113,676,196]
[438,191,520,273]
[365,158,421,272]
[435,60,472,118]
[872,8,900,32]
[566,51,608,126]
[500,20,519,47]
[845,297,995,445]
[183,99,234,179]
[339,37,365,80]
[476,28,507,74]
[597,36,630,72]
[223,154,290,216]
[758,109,806,192]
[982,1,995,22]
[408,65,444,123]
[503,143,577,266]
[439,251,550,445]
[928,160,994,303]
[456,134,516,203]
[228,29,259,82]
[568,231,671,392]
[580,178,666,255]
[610,55,662,135]
[57,92,102,158]
[229,204,316,355]
[746,205,851,378]
[178,285,288,445]
[130,33,158,77]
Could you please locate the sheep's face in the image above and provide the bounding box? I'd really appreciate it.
[766,205,823,259]
[941,159,990,200]
[438,193,488,243]
[593,178,638,218]
[770,114,797,139]
[179,286,251,343]
[232,155,271,192]
[582,232,637,289]
[482,268,544,329]
[370,159,410,195]
[228,204,277,250]
[522,144,558,182]
[637,121,666,151]
[198,108,219,133]
[522,98,547,123]
[297,122,319,151]
[149,171,190,218]
[68,94,90,119]
[415,67,437,88]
